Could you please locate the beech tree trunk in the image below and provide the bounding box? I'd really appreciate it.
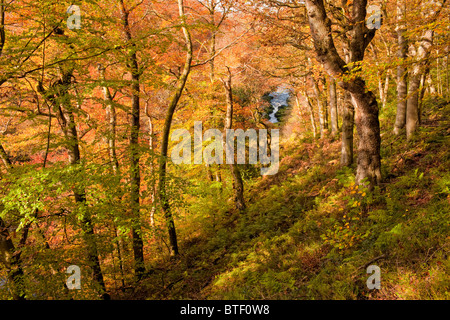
[329,76,339,137]
[158,0,193,257]
[314,78,327,138]
[98,64,126,287]
[351,90,382,186]
[406,30,434,140]
[0,216,26,300]
[371,41,391,110]
[341,91,354,167]
[222,68,246,213]
[378,71,390,109]
[418,66,431,124]
[209,3,216,83]
[145,104,157,228]
[308,67,327,138]
[0,3,26,299]
[98,65,119,173]
[303,88,317,138]
[393,0,408,135]
[305,0,382,188]
[0,143,12,171]
[119,0,145,279]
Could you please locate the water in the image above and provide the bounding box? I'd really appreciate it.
[268,87,291,123]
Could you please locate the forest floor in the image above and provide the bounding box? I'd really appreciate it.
[116,97,449,300]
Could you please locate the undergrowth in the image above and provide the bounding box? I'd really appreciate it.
[129,97,449,300]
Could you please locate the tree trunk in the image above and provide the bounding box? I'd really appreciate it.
[371,42,390,110]
[209,4,216,83]
[215,168,222,182]
[418,66,431,124]
[406,30,434,140]
[222,68,246,213]
[63,75,109,299]
[38,68,109,299]
[0,143,12,171]
[158,0,193,257]
[341,91,354,167]
[98,64,119,172]
[352,90,382,186]
[0,217,26,300]
[446,55,449,96]
[382,71,389,109]
[340,47,354,167]
[0,2,25,299]
[329,76,339,137]
[309,72,326,138]
[393,1,408,135]
[304,90,317,138]
[305,0,381,189]
[119,0,145,279]
[206,164,214,181]
[145,104,157,228]
[98,64,126,287]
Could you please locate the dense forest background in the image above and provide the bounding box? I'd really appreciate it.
[0,0,448,300]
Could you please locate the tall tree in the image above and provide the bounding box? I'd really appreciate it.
[98,64,119,173]
[393,0,408,135]
[98,63,126,286]
[118,0,146,280]
[406,29,434,140]
[38,66,109,299]
[221,68,246,213]
[158,0,193,257]
[305,0,382,188]
[340,90,355,167]
[0,213,26,300]
[328,75,338,137]
[0,143,26,299]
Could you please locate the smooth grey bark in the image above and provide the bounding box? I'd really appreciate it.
[119,0,145,279]
[339,48,355,168]
[393,0,408,135]
[98,64,126,287]
[329,76,339,137]
[158,0,193,257]
[208,2,217,83]
[145,103,157,228]
[370,42,391,110]
[304,90,317,138]
[313,76,327,138]
[406,30,434,140]
[98,64,119,172]
[307,60,327,138]
[221,68,246,213]
[305,0,381,188]
[418,66,431,124]
[341,91,354,167]
[381,71,390,109]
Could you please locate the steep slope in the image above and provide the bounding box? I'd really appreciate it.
[128,97,449,300]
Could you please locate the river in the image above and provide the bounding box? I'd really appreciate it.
[268,86,291,123]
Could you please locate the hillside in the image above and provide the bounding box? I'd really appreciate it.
[118,97,450,300]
